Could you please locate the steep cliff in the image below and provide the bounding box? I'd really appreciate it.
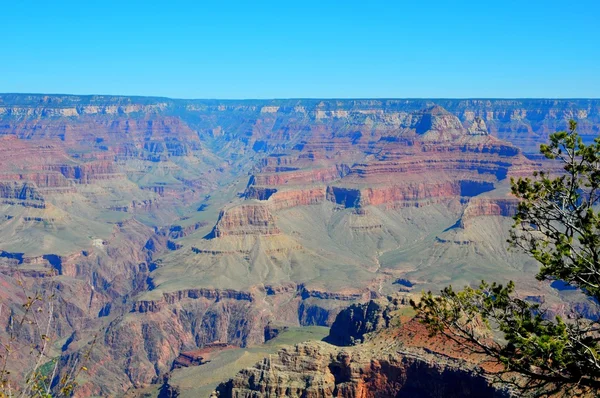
[215,296,509,398]
[326,298,401,346]
[216,342,506,398]
[207,205,281,238]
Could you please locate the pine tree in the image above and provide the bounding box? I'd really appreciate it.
[413,121,600,396]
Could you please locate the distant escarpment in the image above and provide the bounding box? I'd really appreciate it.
[2,96,598,155]
[240,105,535,214]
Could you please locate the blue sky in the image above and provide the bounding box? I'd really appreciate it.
[1,1,598,98]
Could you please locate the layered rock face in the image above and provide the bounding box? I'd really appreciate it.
[208,205,281,238]
[243,105,533,214]
[0,94,596,396]
[45,160,121,183]
[0,136,75,192]
[326,299,399,346]
[460,196,519,227]
[218,343,508,398]
[218,342,504,398]
[247,187,326,210]
[215,296,508,398]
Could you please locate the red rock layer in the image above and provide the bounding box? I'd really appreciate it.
[243,106,536,215]
[252,165,345,186]
[44,161,122,183]
[135,288,255,313]
[268,187,327,210]
[217,340,504,398]
[208,205,281,238]
[460,197,519,227]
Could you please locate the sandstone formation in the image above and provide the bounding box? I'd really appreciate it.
[217,342,505,398]
[207,205,281,238]
[218,343,507,398]
[326,299,400,346]
[215,296,509,398]
[460,196,519,227]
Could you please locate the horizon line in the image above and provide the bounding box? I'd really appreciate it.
[2,92,600,102]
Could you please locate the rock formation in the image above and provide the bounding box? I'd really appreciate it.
[215,296,509,398]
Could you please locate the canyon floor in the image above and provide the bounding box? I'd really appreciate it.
[129,326,329,397]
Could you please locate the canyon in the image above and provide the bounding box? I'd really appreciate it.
[0,94,598,396]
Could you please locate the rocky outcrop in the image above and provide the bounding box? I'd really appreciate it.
[215,295,509,398]
[460,197,519,227]
[0,172,74,190]
[44,161,122,183]
[207,205,281,238]
[216,341,506,398]
[245,186,278,201]
[134,288,255,313]
[413,105,468,140]
[467,116,489,135]
[326,298,400,346]
[264,323,288,342]
[157,221,208,240]
[0,181,44,201]
[326,181,495,209]
[172,343,233,369]
[299,286,370,302]
[268,187,327,210]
